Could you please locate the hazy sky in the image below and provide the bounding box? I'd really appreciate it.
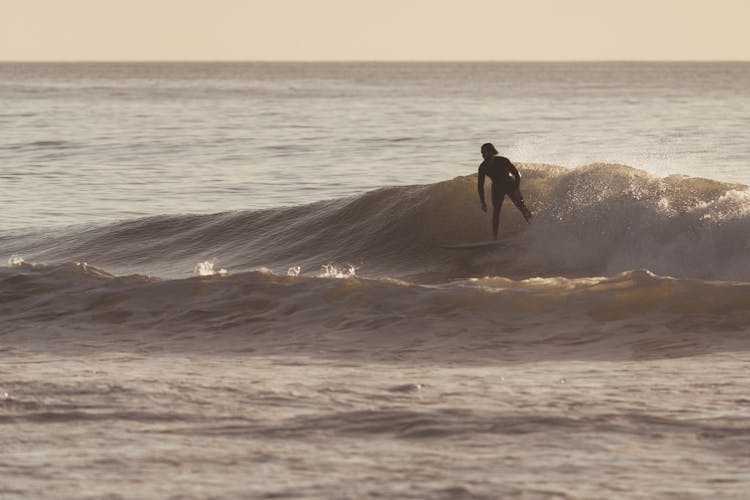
[2,0,748,61]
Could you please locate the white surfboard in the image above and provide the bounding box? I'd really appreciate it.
[440,240,509,250]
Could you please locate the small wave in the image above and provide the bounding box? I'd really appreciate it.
[2,262,749,360]
[26,140,74,149]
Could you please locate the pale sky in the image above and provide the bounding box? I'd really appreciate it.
[2,0,749,61]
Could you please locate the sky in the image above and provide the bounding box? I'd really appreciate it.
[1,0,749,61]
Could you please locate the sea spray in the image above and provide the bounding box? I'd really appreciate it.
[319,264,357,279]
[194,260,228,277]
[8,255,24,267]
[287,266,301,277]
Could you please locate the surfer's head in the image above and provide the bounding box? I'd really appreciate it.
[481,143,498,160]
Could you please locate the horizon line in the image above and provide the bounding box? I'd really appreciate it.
[1,59,749,64]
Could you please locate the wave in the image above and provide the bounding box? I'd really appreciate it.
[2,163,748,282]
[2,260,750,360]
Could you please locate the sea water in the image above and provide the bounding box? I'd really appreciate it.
[1,62,749,498]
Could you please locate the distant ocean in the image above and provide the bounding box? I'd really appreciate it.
[2,62,749,499]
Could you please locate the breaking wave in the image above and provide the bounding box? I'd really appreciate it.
[3,163,748,283]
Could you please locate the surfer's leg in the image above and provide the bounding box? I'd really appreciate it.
[491,195,504,240]
[509,188,532,223]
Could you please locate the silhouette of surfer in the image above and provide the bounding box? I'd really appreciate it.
[477,143,532,239]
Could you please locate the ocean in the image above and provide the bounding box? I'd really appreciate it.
[1,62,749,498]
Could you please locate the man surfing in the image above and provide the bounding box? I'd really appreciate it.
[478,143,532,239]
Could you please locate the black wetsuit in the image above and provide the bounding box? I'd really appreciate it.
[478,155,532,238]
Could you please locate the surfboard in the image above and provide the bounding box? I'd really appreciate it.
[440,240,509,250]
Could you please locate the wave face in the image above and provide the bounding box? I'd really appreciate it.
[3,163,748,283]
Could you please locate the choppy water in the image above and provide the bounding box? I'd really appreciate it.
[2,63,750,498]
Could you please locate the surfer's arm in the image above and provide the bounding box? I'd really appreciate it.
[508,161,522,188]
[477,167,487,209]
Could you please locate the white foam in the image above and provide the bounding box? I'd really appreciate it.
[287,266,301,277]
[194,260,228,277]
[319,264,357,279]
[8,255,25,267]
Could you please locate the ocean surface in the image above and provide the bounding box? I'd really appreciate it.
[1,62,750,498]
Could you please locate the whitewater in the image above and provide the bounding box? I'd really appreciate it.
[2,62,750,499]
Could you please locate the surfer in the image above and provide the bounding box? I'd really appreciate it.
[478,143,532,239]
